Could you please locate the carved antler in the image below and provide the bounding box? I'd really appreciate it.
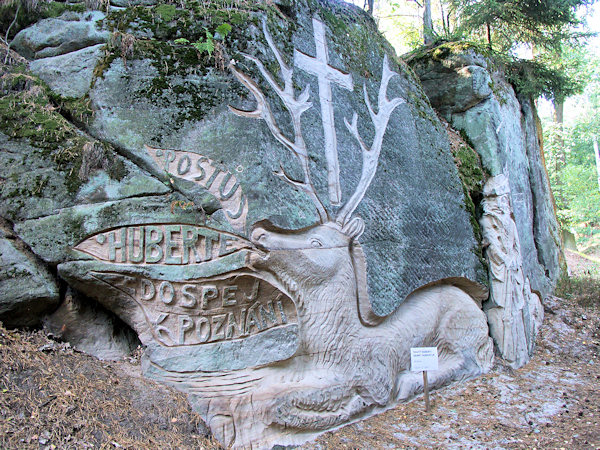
[228,22,330,223]
[336,55,405,227]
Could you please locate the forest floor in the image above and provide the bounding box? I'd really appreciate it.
[1,250,599,449]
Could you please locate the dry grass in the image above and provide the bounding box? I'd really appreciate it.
[557,249,600,308]
[0,325,222,449]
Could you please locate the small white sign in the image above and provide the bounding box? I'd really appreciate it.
[411,347,439,372]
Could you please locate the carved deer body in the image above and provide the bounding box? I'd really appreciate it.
[246,220,493,431]
[199,19,495,448]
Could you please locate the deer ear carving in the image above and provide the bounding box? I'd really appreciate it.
[343,217,365,239]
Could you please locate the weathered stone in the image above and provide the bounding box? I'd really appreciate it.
[0,234,59,327]
[410,45,562,301]
[30,44,105,98]
[0,133,170,222]
[480,174,544,368]
[87,9,487,316]
[418,63,492,115]
[58,7,493,446]
[13,194,217,265]
[11,11,108,60]
[43,288,139,360]
[0,0,561,447]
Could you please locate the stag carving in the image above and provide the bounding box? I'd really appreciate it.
[169,19,495,448]
[63,16,495,450]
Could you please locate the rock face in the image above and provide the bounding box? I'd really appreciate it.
[43,288,139,361]
[409,45,562,300]
[0,224,60,327]
[0,0,560,447]
[409,45,562,368]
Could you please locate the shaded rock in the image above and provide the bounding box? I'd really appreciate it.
[86,11,487,316]
[418,63,492,115]
[0,231,59,327]
[0,133,170,223]
[13,193,216,265]
[30,44,105,98]
[11,11,108,60]
[409,44,562,300]
[43,287,139,360]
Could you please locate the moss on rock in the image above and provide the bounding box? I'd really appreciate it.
[0,60,129,195]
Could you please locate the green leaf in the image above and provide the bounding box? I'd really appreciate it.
[173,38,190,45]
[192,40,215,56]
[215,23,232,39]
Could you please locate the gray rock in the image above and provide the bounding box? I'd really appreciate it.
[11,11,108,60]
[0,133,171,223]
[13,193,215,265]
[110,0,157,6]
[30,44,106,98]
[0,234,59,327]
[87,18,487,317]
[0,0,560,446]
[418,64,492,115]
[410,46,562,300]
[43,287,139,360]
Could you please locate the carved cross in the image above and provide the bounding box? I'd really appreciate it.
[294,18,353,206]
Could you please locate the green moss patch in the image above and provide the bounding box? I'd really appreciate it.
[404,40,490,66]
[444,121,487,266]
[0,62,126,195]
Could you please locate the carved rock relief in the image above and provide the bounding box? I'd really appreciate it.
[480,174,544,368]
[70,18,494,449]
[146,146,248,233]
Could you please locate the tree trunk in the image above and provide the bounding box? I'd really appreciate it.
[486,22,492,49]
[553,100,565,166]
[423,0,434,45]
[594,138,600,192]
[366,0,374,15]
[440,1,448,36]
[553,100,566,206]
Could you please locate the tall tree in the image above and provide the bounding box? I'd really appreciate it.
[447,0,595,54]
[423,0,434,44]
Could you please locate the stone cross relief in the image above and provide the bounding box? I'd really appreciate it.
[294,18,353,205]
[73,19,494,449]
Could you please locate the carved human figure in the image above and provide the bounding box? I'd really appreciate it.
[480,174,543,368]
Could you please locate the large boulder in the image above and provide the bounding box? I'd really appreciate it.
[0,1,559,447]
[0,225,60,327]
[408,43,563,367]
[11,11,109,60]
[409,43,562,300]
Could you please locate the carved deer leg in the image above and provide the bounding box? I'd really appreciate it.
[272,383,373,430]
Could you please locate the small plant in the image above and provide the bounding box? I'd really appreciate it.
[174,23,232,57]
[170,200,195,214]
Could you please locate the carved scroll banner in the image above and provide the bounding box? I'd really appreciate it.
[74,224,250,267]
[146,145,248,233]
[70,223,300,373]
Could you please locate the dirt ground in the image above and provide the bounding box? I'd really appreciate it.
[1,251,599,449]
[304,250,600,450]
